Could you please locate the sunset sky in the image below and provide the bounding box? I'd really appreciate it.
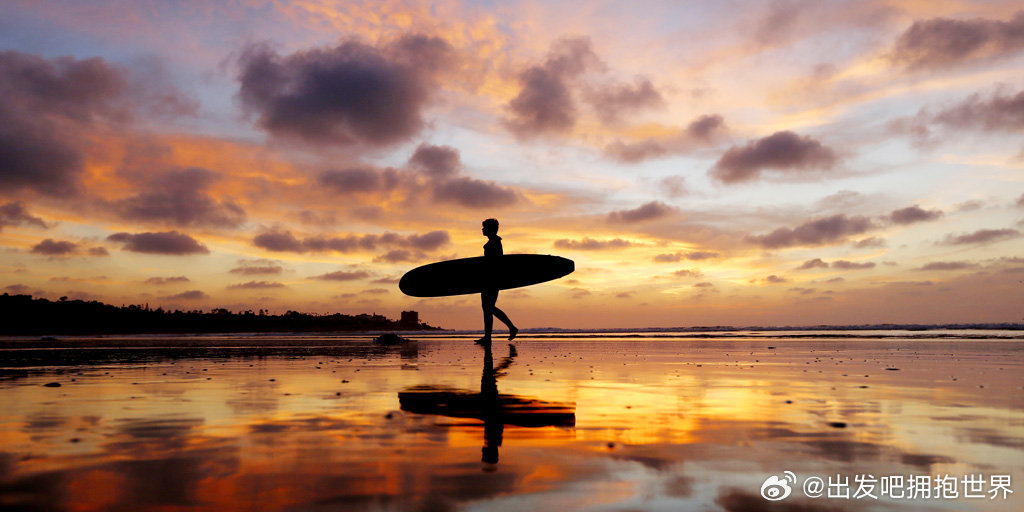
[1,0,1022,329]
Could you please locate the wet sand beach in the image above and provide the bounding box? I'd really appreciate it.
[1,331,1022,511]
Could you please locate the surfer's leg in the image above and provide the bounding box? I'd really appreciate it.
[491,306,517,340]
[477,289,498,343]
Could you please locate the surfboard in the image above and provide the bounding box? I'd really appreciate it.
[399,254,574,297]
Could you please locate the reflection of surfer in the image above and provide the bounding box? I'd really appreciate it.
[481,342,516,465]
[476,218,517,344]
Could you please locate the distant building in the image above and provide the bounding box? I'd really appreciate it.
[400,310,419,327]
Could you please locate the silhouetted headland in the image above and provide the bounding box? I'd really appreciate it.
[0,294,441,335]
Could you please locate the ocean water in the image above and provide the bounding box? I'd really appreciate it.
[1,331,1022,511]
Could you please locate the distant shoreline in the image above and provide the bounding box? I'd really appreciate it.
[0,293,442,336]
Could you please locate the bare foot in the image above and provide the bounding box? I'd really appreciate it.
[507,326,518,341]
[474,337,491,345]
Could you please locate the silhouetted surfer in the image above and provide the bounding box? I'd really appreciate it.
[476,218,517,344]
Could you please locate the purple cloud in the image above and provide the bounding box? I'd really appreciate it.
[409,143,461,178]
[585,77,664,124]
[237,36,451,146]
[31,239,78,256]
[113,167,245,227]
[748,215,874,248]
[227,281,285,289]
[710,131,837,183]
[312,270,371,281]
[605,114,727,163]
[145,276,190,285]
[940,228,1020,245]
[0,201,49,230]
[163,290,208,300]
[888,205,942,224]
[253,229,449,253]
[432,177,519,208]
[889,12,1024,70]
[506,37,602,136]
[553,237,634,250]
[607,201,675,223]
[107,231,210,255]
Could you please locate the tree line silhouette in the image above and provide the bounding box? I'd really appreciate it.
[0,294,439,335]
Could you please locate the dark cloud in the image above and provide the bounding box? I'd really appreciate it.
[605,114,727,163]
[373,249,422,263]
[236,36,451,146]
[88,247,109,256]
[932,90,1024,132]
[30,239,78,256]
[888,205,942,224]
[686,251,719,260]
[0,52,122,196]
[5,284,31,293]
[163,290,208,300]
[505,37,602,135]
[227,281,285,289]
[553,237,633,250]
[889,11,1024,70]
[687,114,728,139]
[940,228,1020,245]
[917,261,977,271]
[409,143,461,178]
[764,275,788,283]
[710,131,837,183]
[312,270,371,281]
[673,269,703,278]
[0,51,192,197]
[894,88,1024,142]
[853,236,886,248]
[748,214,874,248]
[107,231,210,255]
[658,175,689,197]
[570,287,592,299]
[229,259,283,275]
[145,276,190,285]
[607,201,675,223]
[0,201,50,230]
[832,260,876,270]
[387,33,457,71]
[404,231,451,250]
[432,177,519,208]
[694,282,715,288]
[797,258,829,270]
[252,230,304,252]
[113,167,245,227]
[585,77,664,124]
[318,167,402,193]
[921,260,974,272]
[253,229,449,253]
[605,139,667,163]
[1017,193,1024,208]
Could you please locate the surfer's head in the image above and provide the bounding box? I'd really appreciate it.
[482,218,499,236]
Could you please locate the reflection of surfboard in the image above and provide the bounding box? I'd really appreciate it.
[399,385,576,427]
[399,254,574,297]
